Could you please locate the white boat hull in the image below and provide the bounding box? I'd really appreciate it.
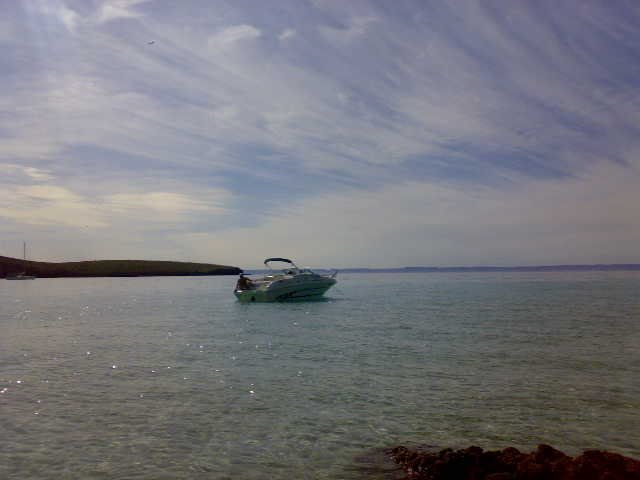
[234,275,336,302]
[6,273,36,280]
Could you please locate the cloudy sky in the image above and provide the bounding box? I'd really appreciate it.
[1,0,639,268]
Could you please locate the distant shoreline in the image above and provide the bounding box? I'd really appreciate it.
[243,264,640,274]
[337,264,640,273]
[0,256,242,278]
[4,256,639,278]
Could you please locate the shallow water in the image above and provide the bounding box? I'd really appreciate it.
[1,272,639,479]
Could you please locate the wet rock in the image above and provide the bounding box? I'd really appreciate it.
[386,444,640,480]
[573,450,640,480]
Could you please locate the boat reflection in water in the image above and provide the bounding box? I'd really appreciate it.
[234,258,337,302]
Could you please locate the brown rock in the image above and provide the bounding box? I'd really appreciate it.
[486,474,514,480]
[573,450,640,480]
[387,444,640,480]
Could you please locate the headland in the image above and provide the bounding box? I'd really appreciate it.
[0,256,241,278]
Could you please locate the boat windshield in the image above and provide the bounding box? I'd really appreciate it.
[264,258,300,273]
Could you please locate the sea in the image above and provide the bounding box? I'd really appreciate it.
[1,271,639,479]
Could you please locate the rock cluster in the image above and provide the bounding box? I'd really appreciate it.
[388,444,640,480]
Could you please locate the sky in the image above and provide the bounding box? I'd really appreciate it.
[1,0,640,269]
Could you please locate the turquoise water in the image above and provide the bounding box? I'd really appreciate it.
[1,272,639,479]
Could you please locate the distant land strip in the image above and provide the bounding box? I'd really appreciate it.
[0,256,241,278]
[338,264,640,273]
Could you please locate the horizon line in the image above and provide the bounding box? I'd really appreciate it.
[334,264,640,272]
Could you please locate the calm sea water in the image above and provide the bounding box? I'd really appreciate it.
[1,272,639,479]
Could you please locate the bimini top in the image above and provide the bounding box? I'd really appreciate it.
[264,257,293,265]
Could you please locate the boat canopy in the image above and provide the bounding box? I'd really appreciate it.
[264,257,293,265]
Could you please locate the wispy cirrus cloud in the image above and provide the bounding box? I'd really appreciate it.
[95,0,150,24]
[278,28,296,41]
[0,182,231,231]
[1,163,53,181]
[208,24,262,49]
[318,15,377,44]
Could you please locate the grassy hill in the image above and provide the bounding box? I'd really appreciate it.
[0,256,241,278]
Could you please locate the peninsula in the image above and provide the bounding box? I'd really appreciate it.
[0,256,241,278]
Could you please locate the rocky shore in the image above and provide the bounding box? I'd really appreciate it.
[388,444,640,480]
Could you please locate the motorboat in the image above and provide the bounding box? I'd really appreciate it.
[234,258,337,302]
[6,272,36,280]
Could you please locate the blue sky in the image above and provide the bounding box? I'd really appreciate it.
[1,0,639,268]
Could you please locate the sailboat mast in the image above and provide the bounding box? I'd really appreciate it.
[23,241,26,261]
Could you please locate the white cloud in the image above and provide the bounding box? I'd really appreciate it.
[0,164,53,181]
[319,16,377,44]
[25,0,151,31]
[58,5,79,31]
[20,185,82,202]
[22,1,80,32]
[208,24,261,50]
[0,185,108,228]
[0,176,232,231]
[96,0,149,24]
[23,167,53,181]
[278,28,296,41]
[105,191,229,215]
